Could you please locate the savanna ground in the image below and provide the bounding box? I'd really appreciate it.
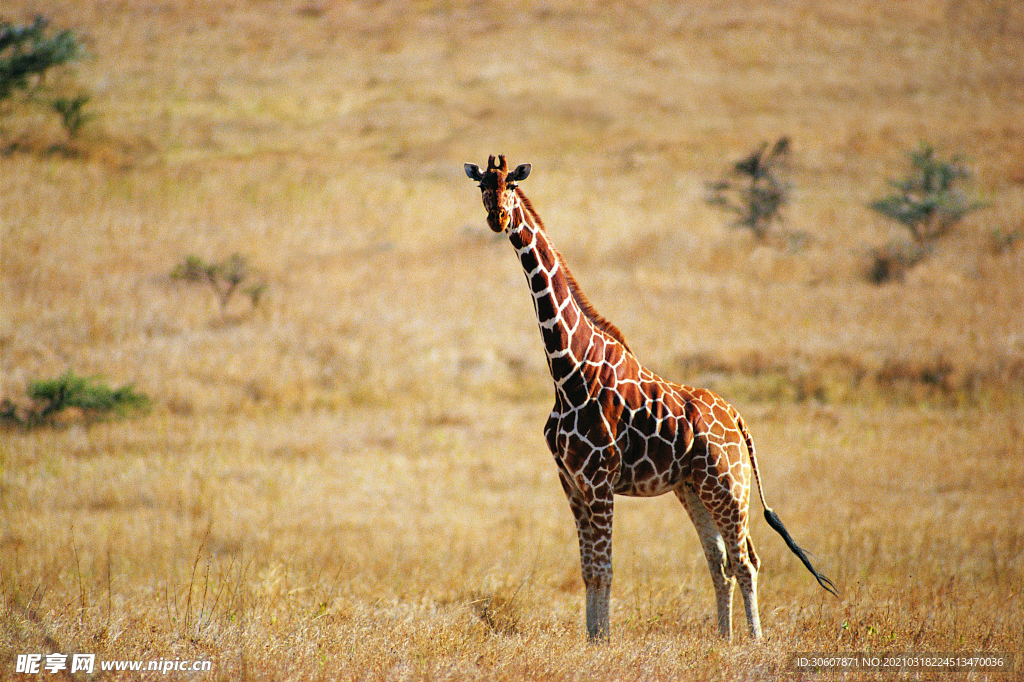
[1,1,1023,679]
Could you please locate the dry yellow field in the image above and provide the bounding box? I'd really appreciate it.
[2,1,1023,679]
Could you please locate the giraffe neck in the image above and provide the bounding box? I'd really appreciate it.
[506,192,630,393]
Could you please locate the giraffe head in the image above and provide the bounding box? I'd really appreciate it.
[464,155,532,232]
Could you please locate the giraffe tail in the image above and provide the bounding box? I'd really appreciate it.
[736,412,839,597]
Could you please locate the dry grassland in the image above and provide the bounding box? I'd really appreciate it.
[2,1,1023,679]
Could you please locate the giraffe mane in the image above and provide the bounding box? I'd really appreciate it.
[515,189,632,353]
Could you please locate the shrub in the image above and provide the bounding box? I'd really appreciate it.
[706,137,791,241]
[866,144,988,283]
[0,16,91,140]
[869,144,987,245]
[0,371,149,428]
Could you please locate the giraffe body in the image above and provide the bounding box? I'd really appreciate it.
[465,156,835,642]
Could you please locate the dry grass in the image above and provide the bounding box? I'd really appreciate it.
[2,1,1023,679]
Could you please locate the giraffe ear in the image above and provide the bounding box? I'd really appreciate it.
[508,163,531,182]
[464,163,483,181]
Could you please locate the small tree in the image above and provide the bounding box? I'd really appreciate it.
[50,93,93,137]
[866,144,988,283]
[171,253,268,316]
[707,137,791,241]
[869,144,987,245]
[0,16,91,140]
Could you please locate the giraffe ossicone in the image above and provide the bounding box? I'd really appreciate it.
[465,155,837,642]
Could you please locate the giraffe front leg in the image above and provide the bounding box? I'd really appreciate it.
[559,469,615,642]
[579,495,614,643]
[585,576,611,642]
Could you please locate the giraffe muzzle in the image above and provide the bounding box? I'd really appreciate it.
[487,209,510,232]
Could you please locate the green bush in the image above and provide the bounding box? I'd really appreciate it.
[867,144,988,283]
[1,371,149,428]
[0,16,91,139]
[706,137,791,241]
[869,144,987,245]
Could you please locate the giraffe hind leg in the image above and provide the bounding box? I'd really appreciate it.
[690,462,763,639]
[676,484,735,639]
[733,534,762,640]
[714,502,762,640]
[703,495,761,640]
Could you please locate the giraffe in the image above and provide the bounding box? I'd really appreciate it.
[464,155,837,642]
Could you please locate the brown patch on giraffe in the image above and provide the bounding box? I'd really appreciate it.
[711,401,733,426]
[550,354,579,385]
[518,247,539,275]
[536,295,558,326]
[561,299,580,333]
[568,323,594,361]
[617,380,643,407]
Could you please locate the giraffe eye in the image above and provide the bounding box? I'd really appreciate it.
[508,183,518,190]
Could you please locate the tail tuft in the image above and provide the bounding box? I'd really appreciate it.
[764,508,839,597]
[737,411,838,597]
